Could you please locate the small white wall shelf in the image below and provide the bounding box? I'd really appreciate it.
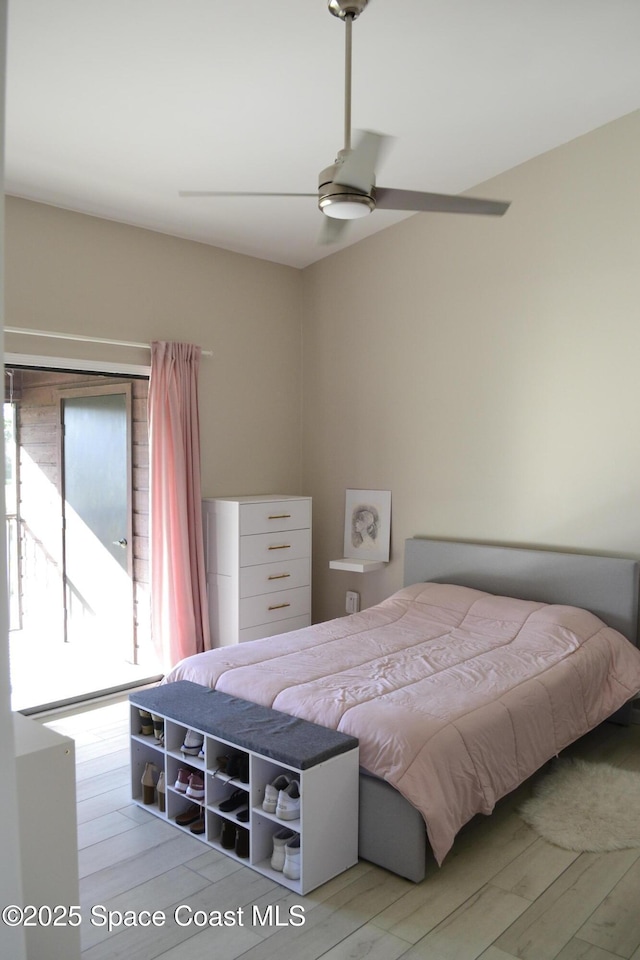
[329,558,386,573]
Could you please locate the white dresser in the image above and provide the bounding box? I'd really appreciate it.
[203,495,311,646]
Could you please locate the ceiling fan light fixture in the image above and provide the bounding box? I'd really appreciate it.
[319,193,375,219]
[318,160,375,219]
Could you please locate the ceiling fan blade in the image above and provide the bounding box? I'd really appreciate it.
[179,191,316,198]
[318,216,350,245]
[376,187,510,217]
[333,130,391,192]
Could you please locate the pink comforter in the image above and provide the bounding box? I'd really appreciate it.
[164,582,640,863]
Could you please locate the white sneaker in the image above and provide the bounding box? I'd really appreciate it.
[276,779,300,821]
[283,835,301,880]
[270,828,296,871]
[181,729,204,756]
[262,774,290,814]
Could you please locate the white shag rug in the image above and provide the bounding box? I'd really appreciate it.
[518,758,640,852]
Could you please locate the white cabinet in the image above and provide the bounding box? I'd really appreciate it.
[14,714,81,960]
[130,682,359,895]
[203,495,312,646]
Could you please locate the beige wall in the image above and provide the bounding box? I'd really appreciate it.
[4,198,304,498]
[302,110,640,621]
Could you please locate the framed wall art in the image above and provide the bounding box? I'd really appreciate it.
[343,489,391,563]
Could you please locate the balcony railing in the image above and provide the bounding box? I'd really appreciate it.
[6,513,21,631]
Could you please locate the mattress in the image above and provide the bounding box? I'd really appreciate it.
[164,581,640,863]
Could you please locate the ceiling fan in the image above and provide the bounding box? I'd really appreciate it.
[180,0,510,243]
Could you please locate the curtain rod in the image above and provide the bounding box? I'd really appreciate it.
[4,326,213,357]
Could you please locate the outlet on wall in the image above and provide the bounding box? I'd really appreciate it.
[346,590,360,614]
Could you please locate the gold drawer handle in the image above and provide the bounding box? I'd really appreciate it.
[268,573,291,580]
[268,602,291,611]
[268,544,291,551]
[268,513,291,520]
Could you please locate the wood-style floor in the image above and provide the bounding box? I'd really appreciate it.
[42,697,640,960]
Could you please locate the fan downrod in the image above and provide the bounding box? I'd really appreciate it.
[328,0,369,20]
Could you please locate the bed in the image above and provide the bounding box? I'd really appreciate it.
[164,537,640,881]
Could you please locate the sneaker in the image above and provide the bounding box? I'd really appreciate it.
[270,828,296,872]
[283,834,301,880]
[181,729,204,756]
[276,779,300,821]
[262,774,290,814]
[174,768,191,793]
[186,772,205,801]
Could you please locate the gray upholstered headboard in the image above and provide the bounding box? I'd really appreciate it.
[404,538,640,646]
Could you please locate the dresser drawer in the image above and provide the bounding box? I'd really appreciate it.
[240,557,310,599]
[239,586,311,629]
[240,528,310,567]
[239,614,312,643]
[239,499,310,535]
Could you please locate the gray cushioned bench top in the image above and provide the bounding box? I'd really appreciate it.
[131,680,358,770]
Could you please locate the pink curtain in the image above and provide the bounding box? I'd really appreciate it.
[148,341,210,670]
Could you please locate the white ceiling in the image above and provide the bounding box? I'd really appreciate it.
[5,1,640,269]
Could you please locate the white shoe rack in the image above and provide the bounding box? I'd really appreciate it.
[130,686,359,894]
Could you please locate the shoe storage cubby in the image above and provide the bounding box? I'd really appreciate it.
[129,681,359,894]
